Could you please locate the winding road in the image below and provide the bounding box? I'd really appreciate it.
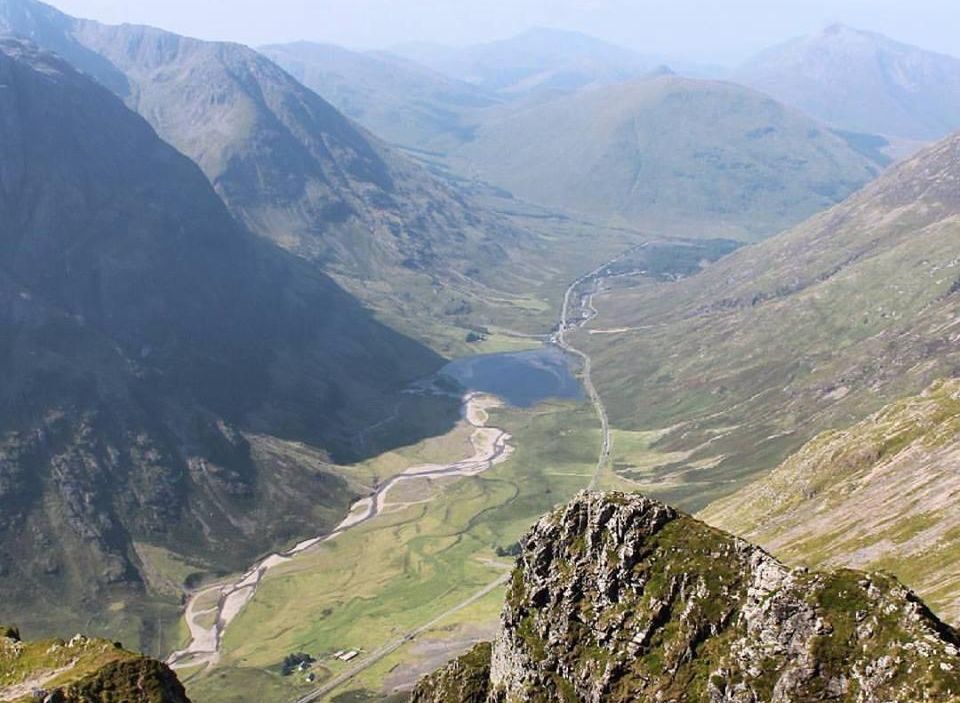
[167,394,513,672]
[554,248,643,489]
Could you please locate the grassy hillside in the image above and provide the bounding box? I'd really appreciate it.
[577,132,960,511]
[701,378,960,624]
[444,73,883,240]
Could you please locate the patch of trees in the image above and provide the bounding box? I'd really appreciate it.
[280,652,316,676]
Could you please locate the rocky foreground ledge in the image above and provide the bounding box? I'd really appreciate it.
[412,492,960,703]
[0,627,190,703]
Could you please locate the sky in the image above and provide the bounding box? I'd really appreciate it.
[47,0,960,64]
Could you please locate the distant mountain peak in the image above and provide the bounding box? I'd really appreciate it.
[737,23,960,139]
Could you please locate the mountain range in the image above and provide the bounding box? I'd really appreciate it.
[261,41,498,150]
[391,27,655,97]
[441,72,884,240]
[0,37,457,648]
[0,0,558,354]
[737,23,960,142]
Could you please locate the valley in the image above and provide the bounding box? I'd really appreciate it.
[169,251,634,702]
[3,3,960,703]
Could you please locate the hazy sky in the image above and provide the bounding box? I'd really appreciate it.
[48,0,960,63]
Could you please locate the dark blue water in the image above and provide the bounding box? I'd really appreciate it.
[440,347,583,408]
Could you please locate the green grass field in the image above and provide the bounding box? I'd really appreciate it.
[184,399,602,703]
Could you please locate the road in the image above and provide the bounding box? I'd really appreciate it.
[554,248,643,489]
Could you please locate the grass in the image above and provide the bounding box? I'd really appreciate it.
[183,399,601,703]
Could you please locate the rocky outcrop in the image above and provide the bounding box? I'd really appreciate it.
[414,492,960,702]
[0,628,190,703]
[410,643,492,703]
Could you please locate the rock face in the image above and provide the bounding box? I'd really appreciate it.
[0,628,190,703]
[414,493,960,702]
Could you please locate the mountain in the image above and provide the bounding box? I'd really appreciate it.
[737,24,960,141]
[0,626,189,702]
[0,38,455,648]
[261,41,499,149]
[392,27,653,97]
[445,73,883,240]
[0,0,544,353]
[702,378,960,624]
[578,131,960,511]
[412,492,960,702]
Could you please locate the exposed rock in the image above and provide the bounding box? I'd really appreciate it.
[414,492,960,702]
[0,629,189,703]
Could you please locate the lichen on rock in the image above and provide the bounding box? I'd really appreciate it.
[413,492,960,702]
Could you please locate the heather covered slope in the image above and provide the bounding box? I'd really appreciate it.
[444,73,882,240]
[737,24,960,141]
[412,493,960,702]
[579,132,960,509]
[0,39,454,647]
[702,378,960,625]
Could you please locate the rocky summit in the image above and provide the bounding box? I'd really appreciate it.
[412,492,960,703]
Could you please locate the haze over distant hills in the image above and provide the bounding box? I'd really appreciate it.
[737,23,960,141]
[262,41,499,148]
[391,27,656,97]
[442,72,883,240]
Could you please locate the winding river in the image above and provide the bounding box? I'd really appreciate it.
[167,392,515,670]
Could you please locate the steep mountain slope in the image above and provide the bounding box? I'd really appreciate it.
[0,627,189,703]
[702,378,960,624]
[412,493,960,702]
[261,41,498,150]
[0,39,454,647]
[0,0,546,352]
[446,73,882,239]
[737,24,960,141]
[392,27,653,97]
[579,132,960,510]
